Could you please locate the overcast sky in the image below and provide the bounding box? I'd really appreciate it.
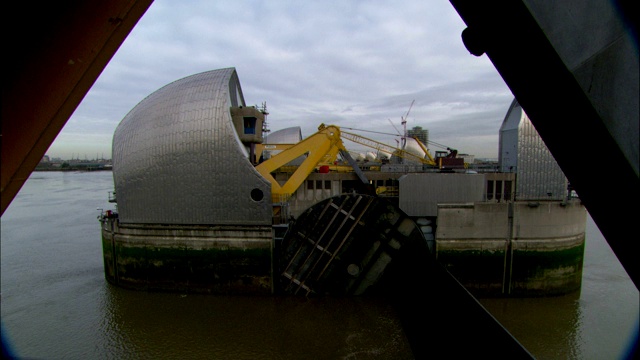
[46,1,515,160]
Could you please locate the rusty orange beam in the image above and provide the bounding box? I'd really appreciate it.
[1,1,153,216]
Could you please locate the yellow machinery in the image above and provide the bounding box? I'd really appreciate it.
[254,123,443,205]
[255,124,369,204]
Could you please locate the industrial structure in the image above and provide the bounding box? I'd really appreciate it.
[99,67,586,298]
[4,2,635,358]
[104,68,273,294]
[499,99,568,201]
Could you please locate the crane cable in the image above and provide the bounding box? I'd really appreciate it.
[340,127,454,150]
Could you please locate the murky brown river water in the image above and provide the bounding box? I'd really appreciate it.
[1,171,637,359]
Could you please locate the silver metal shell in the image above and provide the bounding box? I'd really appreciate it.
[499,99,568,201]
[265,126,303,144]
[262,126,304,164]
[112,68,272,225]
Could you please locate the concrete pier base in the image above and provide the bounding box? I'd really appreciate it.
[101,218,273,294]
[435,200,586,296]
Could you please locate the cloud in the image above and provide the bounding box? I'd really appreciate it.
[47,0,514,160]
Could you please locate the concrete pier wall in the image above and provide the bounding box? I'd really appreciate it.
[101,218,273,294]
[435,200,586,296]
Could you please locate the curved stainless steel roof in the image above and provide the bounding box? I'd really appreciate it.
[499,99,567,200]
[112,68,272,225]
[265,126,303,144]
[262,126,304,164]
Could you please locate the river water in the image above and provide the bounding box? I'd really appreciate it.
[1,171,637,359]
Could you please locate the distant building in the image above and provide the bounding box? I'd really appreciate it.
[407,126,428,145]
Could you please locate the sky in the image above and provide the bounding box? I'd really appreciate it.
[46,0,516,161]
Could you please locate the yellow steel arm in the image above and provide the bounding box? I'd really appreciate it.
[254,143,295,164]
[255,124,346,202]
[412,136,437,164]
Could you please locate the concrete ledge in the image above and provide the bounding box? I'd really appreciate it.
[510,234,585,296]
[101,220,273,294]
[435,200,586,296]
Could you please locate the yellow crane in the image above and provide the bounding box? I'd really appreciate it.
[254,124,369,204]
[254,123,453,207]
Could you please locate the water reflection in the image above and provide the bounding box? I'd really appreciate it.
[2,172,638,359]
[477,211,640,360]
[101,284,413,359]
[479,290,582,359]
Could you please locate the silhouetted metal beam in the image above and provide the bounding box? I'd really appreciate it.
[1,1,153,216]
[450,0,639,289]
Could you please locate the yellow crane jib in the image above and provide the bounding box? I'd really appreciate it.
[411,136,437,165]
[254,124,347,203]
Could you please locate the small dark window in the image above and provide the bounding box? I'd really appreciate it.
[487,180,494,200]
[342,180,359,194]
[244,117,257,134]
[307,180,313,190]
[316,180,322,189]
[496,181,503,201]
[504,181,512,200]
[325,180,331,189]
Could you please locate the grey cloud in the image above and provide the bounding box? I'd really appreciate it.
[48,1,514,160]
